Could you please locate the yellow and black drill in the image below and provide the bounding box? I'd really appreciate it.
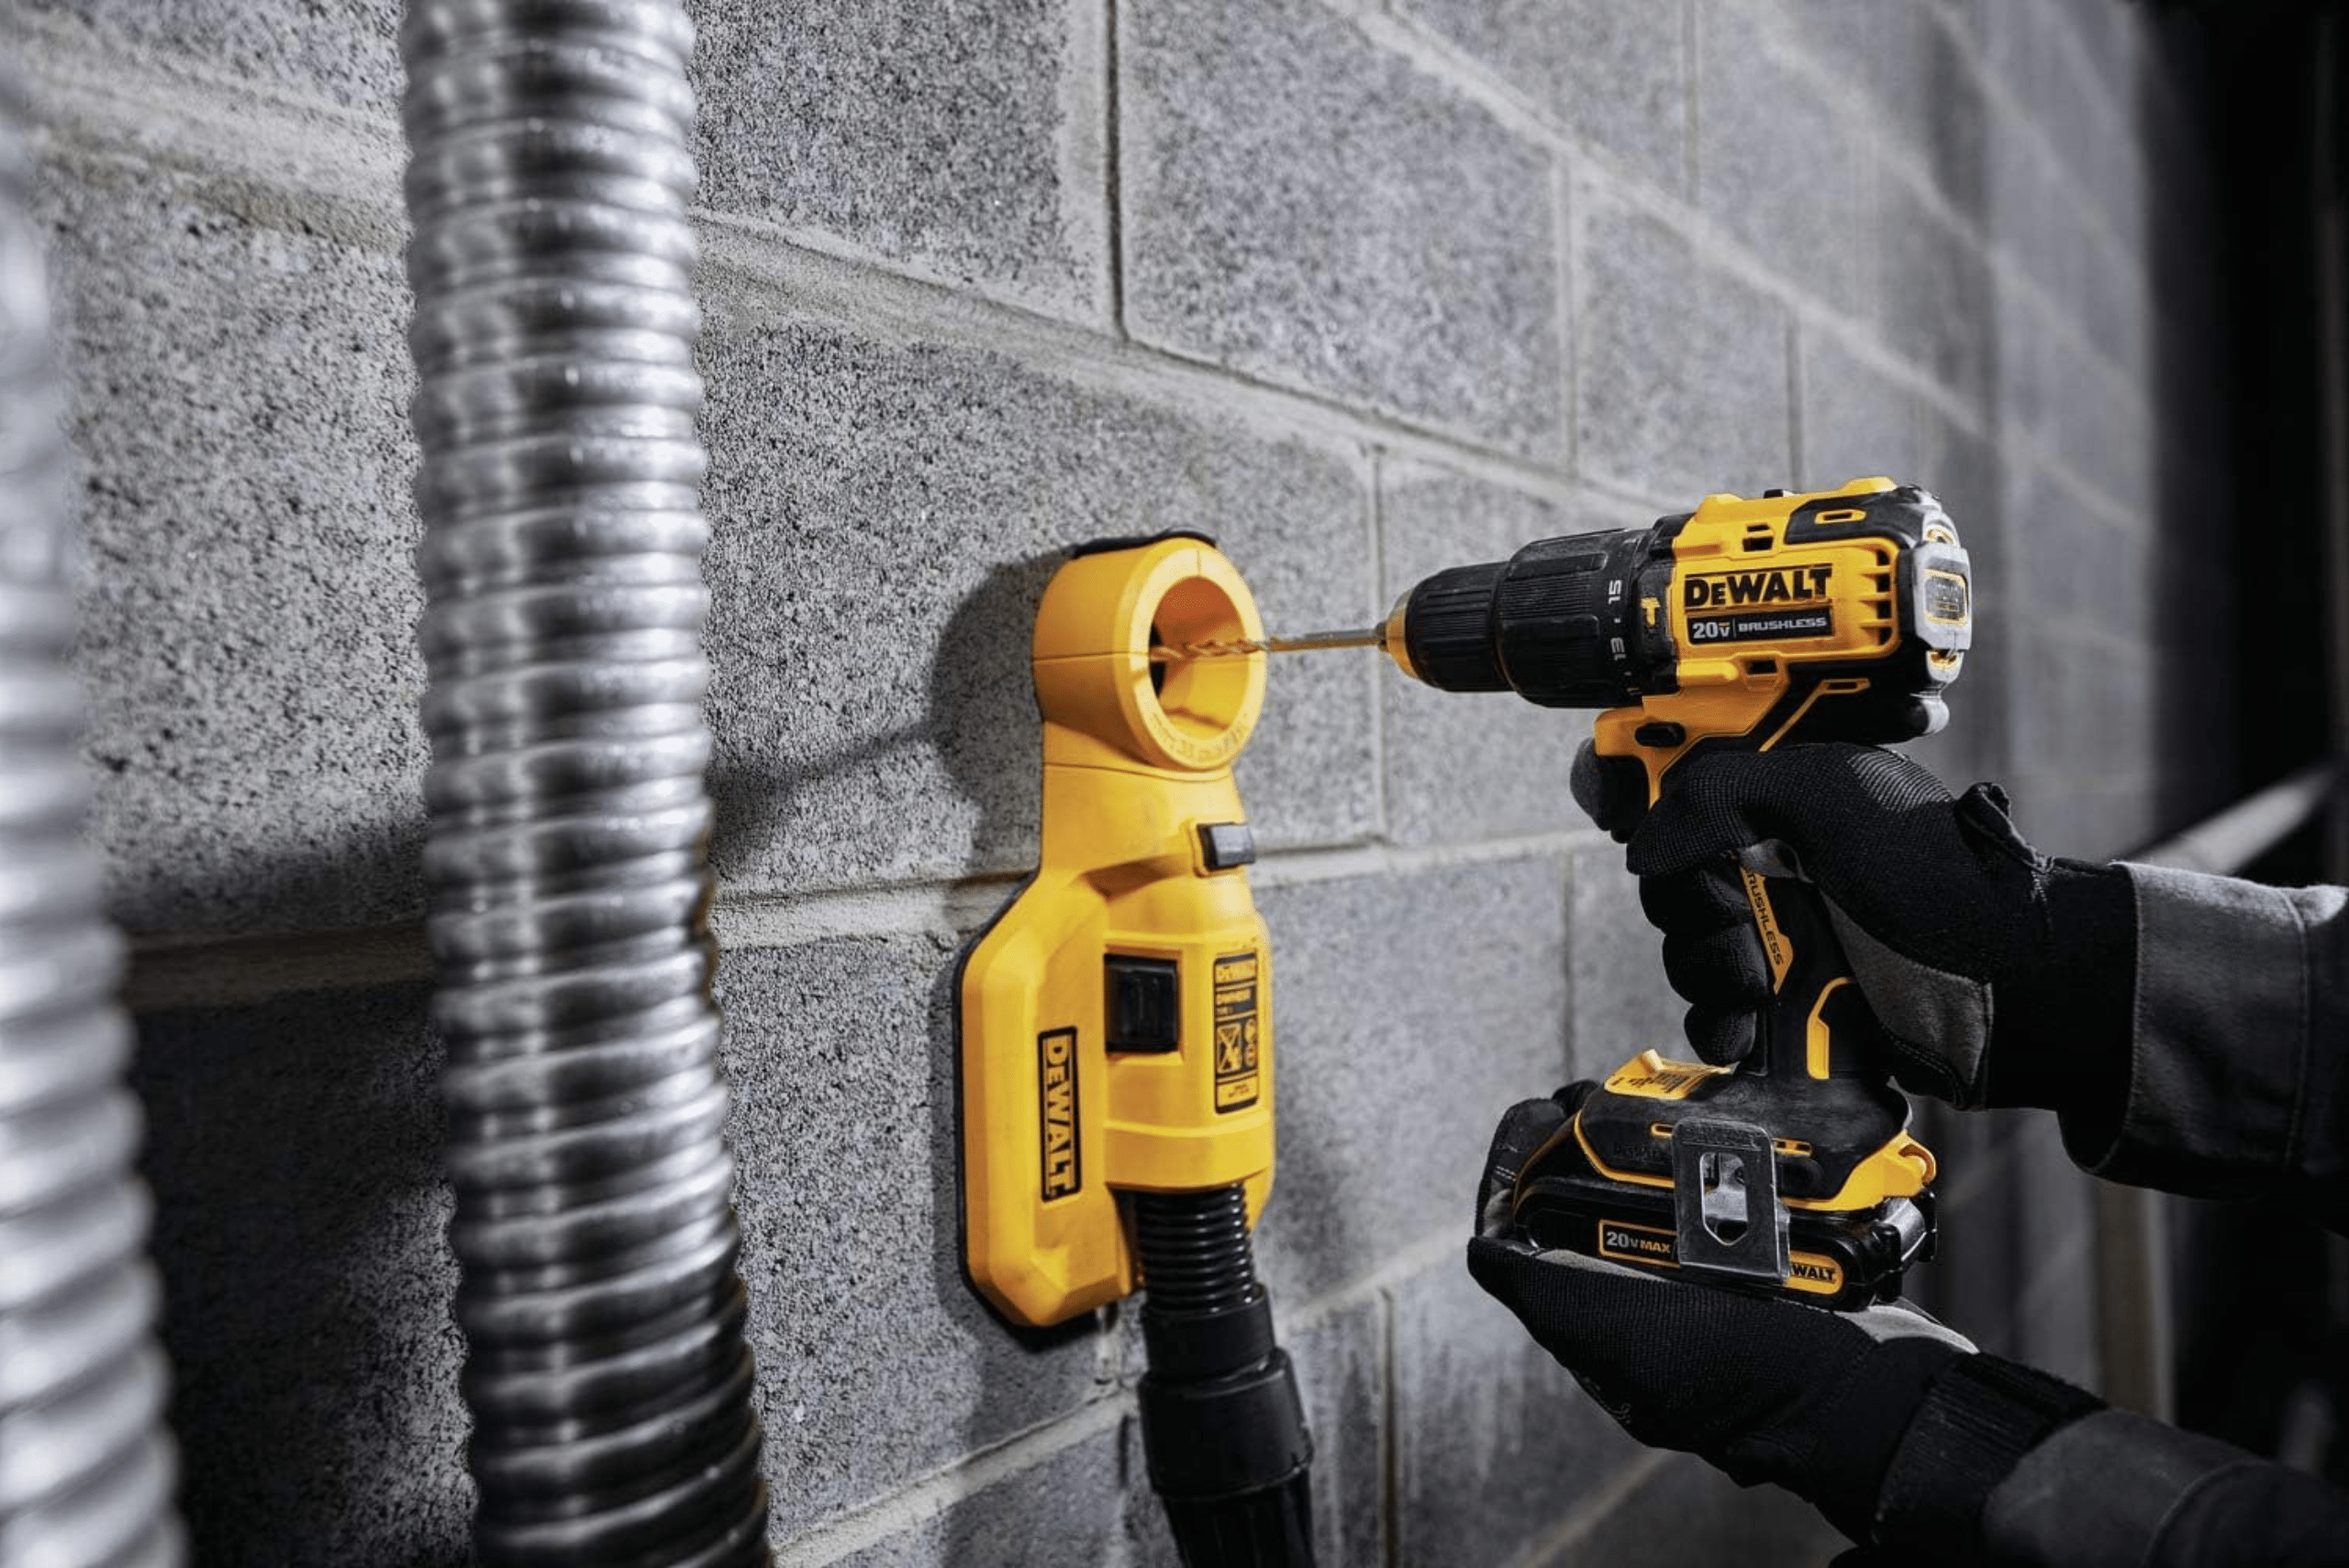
[1218,476,1973,1307]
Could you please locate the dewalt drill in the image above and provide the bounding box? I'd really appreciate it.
[1205,477,1973,1307]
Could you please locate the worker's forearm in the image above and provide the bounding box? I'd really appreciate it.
[1861,1357,2349,1566]
[1978,1408,2349,1567]
[2057,862,2349,1218]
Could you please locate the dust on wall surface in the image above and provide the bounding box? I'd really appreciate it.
[8,0,2230,1562]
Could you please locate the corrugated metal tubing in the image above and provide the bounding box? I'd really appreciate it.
[401,1,770,1560]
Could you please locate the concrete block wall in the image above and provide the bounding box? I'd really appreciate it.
[8,0,2230,1562]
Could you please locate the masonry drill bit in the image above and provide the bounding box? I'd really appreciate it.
[1152,627,1388,662]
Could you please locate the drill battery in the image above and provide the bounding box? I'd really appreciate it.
[1512,1140,1936,1310]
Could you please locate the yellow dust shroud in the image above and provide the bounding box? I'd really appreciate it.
[961,535,1278,1328]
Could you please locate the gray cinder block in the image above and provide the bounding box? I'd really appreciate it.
[691,0,1106,322]
[1396,0,1687,192]
[1377,462,1585,847]
[1565,839,1682,1079]
[1798,332,1996,534]
[1390,1254,1646,1567]
[1546,1451,1851,1566]
[37,156,428,937]
[1693,0,1873,312]
[19,0,404,120]
[1771,0,1987,222]
[1283,1296,1387,1568]
[1927,1151,2025,1356]
[819,1418,1143,1568]
[1575,188,1790,499]
[1108,1294,1388,1567]
[1876,175,1994,416]
[1795,331,2009,785]
[1983,0,2145,248]
[2003,459,2145,648]
[1984,106,2088,321]
[1248,855,1572,1306]
[716,936,1105,1539]
[1120,0,1564,457]
[828,1283,1382,1565]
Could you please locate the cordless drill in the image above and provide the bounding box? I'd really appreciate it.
[1330,477,1971,1305]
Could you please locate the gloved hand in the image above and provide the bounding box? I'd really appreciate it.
[1467,1087,1976,1545]
[1569,740,2135,1115]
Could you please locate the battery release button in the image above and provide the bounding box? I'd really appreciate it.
[1106,957,1181,1053]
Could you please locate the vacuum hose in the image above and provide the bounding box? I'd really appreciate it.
[401,2,768,1561]
[0,55,185,1568]
[1131,1187,1314,1566]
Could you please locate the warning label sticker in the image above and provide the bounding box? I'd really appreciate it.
[1211,952,1262,1113]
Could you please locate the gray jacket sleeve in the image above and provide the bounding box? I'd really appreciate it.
[2063,862,2349,1218]
[1980,1409,2349,1567]
[1933,864,2349,1563]
[1868,1356,2349,1566]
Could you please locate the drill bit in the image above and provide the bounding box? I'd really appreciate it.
[1151,627,1387,662]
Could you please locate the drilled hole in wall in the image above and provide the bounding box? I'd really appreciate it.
[1148,576,1251,744]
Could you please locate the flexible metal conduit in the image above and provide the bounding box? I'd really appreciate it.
[0,59,184,1568]
[402,2,769,1561]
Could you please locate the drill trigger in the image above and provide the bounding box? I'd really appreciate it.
[1734,840,1807,880]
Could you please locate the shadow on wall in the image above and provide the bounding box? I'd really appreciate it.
[924,547,1150,1560]
[926,550,1064,870]
[2141,16,2244,832]
[707,549,1063,889]
[97,809,429,941]
[708,724,930,887]
[130,980,472,1568]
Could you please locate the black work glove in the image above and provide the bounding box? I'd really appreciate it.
[1570,740,2135,1118]
[1466,1088,1976,1546]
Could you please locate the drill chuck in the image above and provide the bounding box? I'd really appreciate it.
[1384,528,1666,706]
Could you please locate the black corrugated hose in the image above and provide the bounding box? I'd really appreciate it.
[401,1,769,1561]
[1132,1186,1316,1566]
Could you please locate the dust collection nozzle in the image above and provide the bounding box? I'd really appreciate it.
[962,532,1315,1565]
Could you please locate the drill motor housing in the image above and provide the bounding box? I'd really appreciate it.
[1390,478,1973,1307]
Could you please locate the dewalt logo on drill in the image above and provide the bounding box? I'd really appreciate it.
[1682,563,1835,646]
[1788,1257,1844,1290]
[1037,1029,1081,1200]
